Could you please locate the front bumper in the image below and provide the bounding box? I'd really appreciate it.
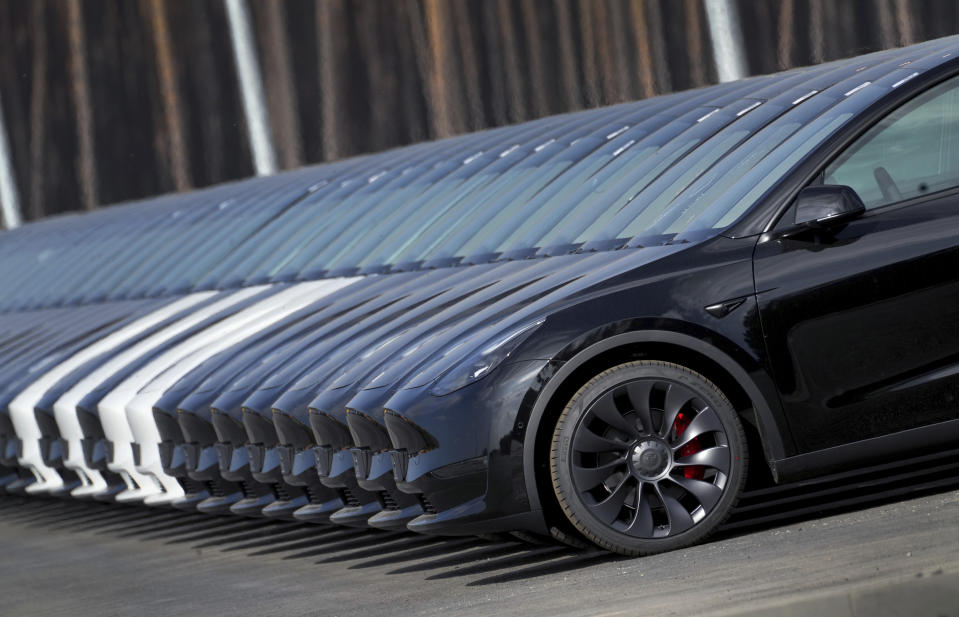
[344,408,423,529]
[209,409,278,517]
[380,359,549,536]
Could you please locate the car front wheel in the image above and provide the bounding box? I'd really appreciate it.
[549,360,747,556]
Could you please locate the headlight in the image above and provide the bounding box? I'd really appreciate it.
[430,319,545,396]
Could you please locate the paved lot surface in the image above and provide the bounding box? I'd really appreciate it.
[0,488,956,617]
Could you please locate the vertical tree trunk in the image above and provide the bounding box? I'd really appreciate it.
[147,0,191,191]
[894,0,914,46]
[821,0,839,60]
[809,0,825,63]
[877,0,896,50]
[644,0,672,92]
[553,0,582,110]
[629,0,658,97]
[594,0,625,104]
[393,0,427,143]
[259,0,303,169]
[452,0,485,130]
[28,1,47,220]
[520,0,549,117]
[684,0,706,86]
[578,0,601,106]
[65,0,98,209]
[496,0,526,122]
[424,0,465,136]
[406,0,443,139]
[608,1,632,100]
[354,1,391,150]
[317,0,345,160]
[777,0,794,69]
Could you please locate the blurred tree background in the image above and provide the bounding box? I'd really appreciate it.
[0,0,958,222]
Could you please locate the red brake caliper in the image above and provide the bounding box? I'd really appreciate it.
[673,412,705,480]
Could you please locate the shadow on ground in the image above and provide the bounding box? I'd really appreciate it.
[2,456,958,589]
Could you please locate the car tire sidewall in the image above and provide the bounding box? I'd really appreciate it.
[549,361,748,556]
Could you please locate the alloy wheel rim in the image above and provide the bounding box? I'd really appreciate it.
[568,378,731,539]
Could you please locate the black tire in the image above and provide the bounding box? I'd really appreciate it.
[549,360,747,556]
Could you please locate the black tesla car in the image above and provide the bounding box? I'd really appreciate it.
[353,39,959,555]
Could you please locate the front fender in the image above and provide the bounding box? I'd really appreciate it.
[518,327,788,514]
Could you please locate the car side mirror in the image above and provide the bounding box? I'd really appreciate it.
[793,184,866,228]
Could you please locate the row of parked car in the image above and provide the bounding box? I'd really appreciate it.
[2,37,959,556]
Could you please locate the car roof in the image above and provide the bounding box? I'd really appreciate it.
[2,35,958,311]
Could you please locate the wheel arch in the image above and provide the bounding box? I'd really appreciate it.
[521,329,786,524]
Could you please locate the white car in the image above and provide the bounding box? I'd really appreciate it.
[51,286,271,500]
[111,278,356,505]
[6,293,217,495]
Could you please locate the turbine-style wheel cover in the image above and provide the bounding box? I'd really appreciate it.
[550,361,747,556]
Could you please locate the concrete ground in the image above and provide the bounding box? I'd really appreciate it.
[0,488,956,617]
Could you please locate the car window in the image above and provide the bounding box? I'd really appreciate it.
[825,76,959,209]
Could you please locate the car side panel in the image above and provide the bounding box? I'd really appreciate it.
[754,191,959,454]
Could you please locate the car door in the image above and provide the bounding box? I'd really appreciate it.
[754,74,959,456]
